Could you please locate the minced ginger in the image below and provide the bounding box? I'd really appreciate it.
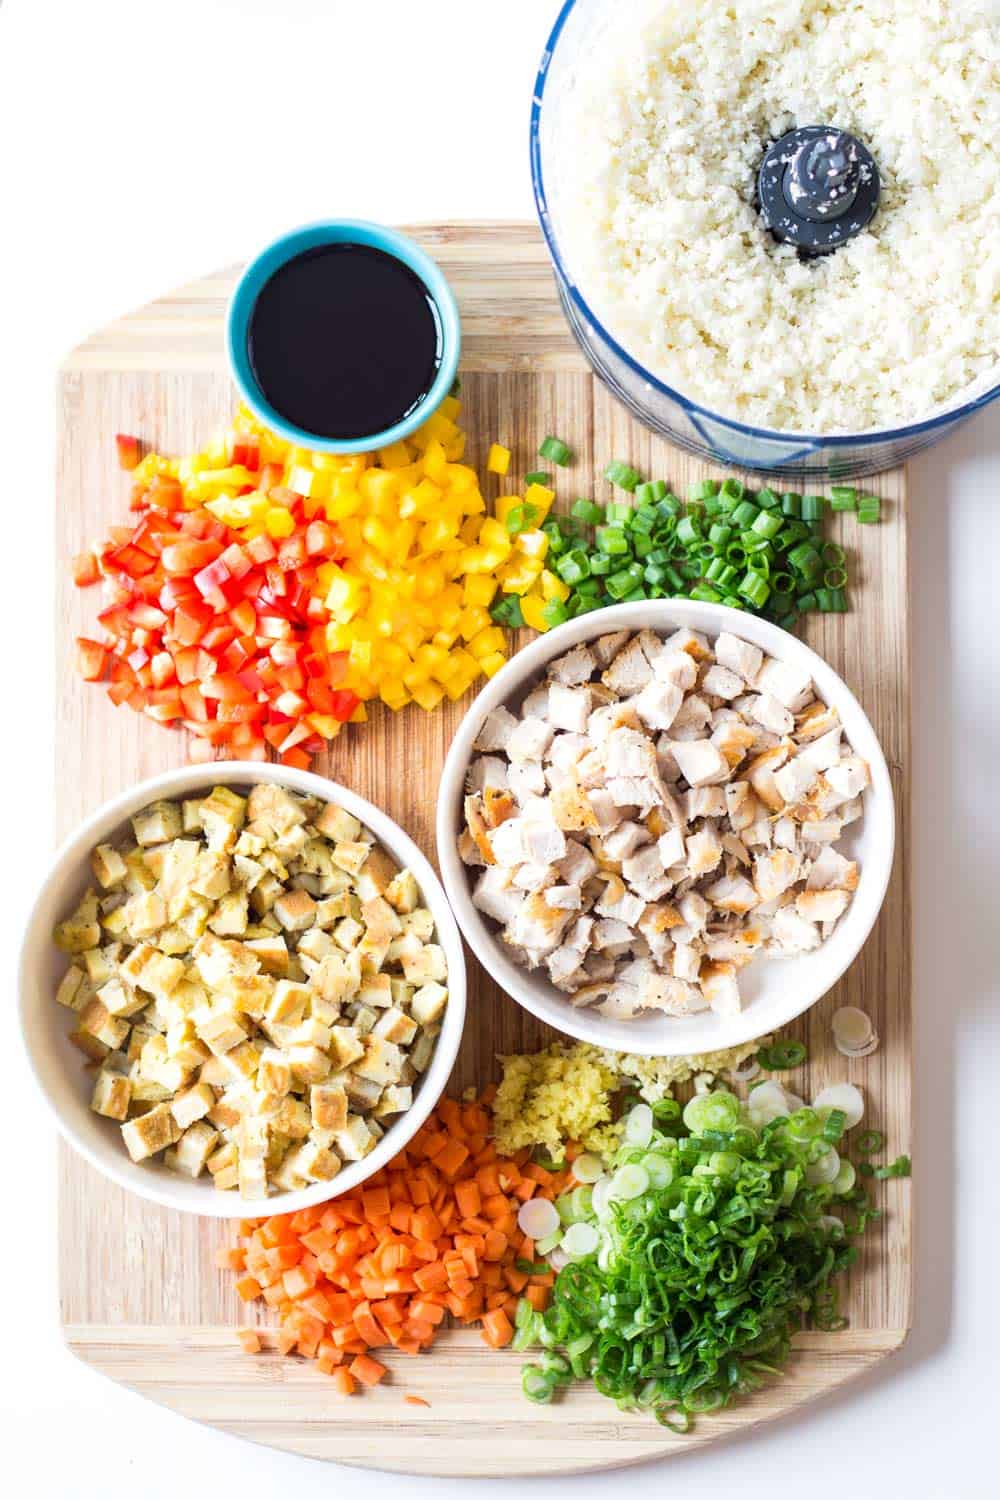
[492,1039,766,1157]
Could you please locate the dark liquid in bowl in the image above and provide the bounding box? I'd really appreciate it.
[247,244,442,441]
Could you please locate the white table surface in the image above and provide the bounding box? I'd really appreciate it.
[1,1,996,1493]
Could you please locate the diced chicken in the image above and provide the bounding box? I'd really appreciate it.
[506,716,554,763]
[748,693,794,736]
[472,865,521,925]
[549,643,597,685]
[704,874,759,915]
[796,889,851,923]
[592,629,631,667]
[753,848,803,902]
[587,787,624,832]
[465,755,509,795]
[651,649,698,690]
[595,881,646,928]
[794,727,842,773]
[715,631,763,684]
[489,818,528,866]
[602,637,655,694]
[701,962,741,1018]
[670,740,729,788]
[605,727,659,780]
[661,627,711,661]
[512,862,558,893]
[826,756,871,801]
[548,732,591,771]
[559,839,598,886]
[774,757,819,807]
[602,821,652,862]
[769,907,821,953]
[521,817,567,865]
[686,827,723,877]
[702,664,744,701]
[757,658,814,711]
[634,678,684,732]
[546,946,587,990]
[548,683,592,733]
[508,761,548,802]
[657,827,686,868]
[805,846,859,891]
[473,706,519,753]
[622,845,673,901]
[504,893,573,955]
[544,884,582,911]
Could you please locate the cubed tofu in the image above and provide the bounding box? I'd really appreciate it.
[267,979,312,1025]
[328,1026,366,1069]
[91,843,128,889]
[333,1114,377,1162]
[400,943,447,986]
[132,801,183,847]
[79,997,130,1052]
[91,1068,132,1121]
[310,1082,349,1133]
[272,887,317,932]
[384,868,420,914]
[121,1102,181,1162]
[171,1120,220,1178]
[372,1007,419,1046]
[170,1081,216,1129]
[56,965,88,1012]
[313,802,362,844]
[194,1006,248,1056]
[97,977,148,1019]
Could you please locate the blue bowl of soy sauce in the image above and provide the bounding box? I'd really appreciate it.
[227,220,461,453]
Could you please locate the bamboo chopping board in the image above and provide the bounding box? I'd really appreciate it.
[56,223,912,1475]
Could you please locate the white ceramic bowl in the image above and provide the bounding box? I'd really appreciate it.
[437,601,893,1057]
[20,762,466,1217]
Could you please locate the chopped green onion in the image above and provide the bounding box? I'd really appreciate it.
[781,492,801,517]
[504,505,526,534]
[738,571,770,608]
[857,495,881,524]
[604,459,641,491]
[830,486,857,511]
[731,500,759,529]
[571,498,604,525]
[756,487,780,510]
[539,435,572,466]
[856,1130,884,1156]
[756,1040,808,1070]
[524,470,551,488]
[824,566,848,588]
[802,494,826,521]
[874,1155,911,1180]
[542,600,569,628]
[751,511,784,539]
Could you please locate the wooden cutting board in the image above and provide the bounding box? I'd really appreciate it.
[56,223,912,1475]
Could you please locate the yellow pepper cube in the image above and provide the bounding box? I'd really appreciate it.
[379,677,411,711]
[478,516,512,554]
[495,495,521,527]
[487,443,511,477]
[468,626,507,660]
[440,395,462,422]
[411,681,446,712]
[480,651,507,678]
[516,529,550,561]
[378,440,413,470]
[324,491,362,520]
[432,625,460,650]
[264,508,296,539]
[459,606,491,642]
[350,703,368,723]
[520,593,551,633]
[422,439,449,483]
[524,483,556,521]
[541,569,571,603]
[463,575,498,609]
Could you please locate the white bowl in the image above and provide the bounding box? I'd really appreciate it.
[437,601,893,1057]
[20,762,466,1217]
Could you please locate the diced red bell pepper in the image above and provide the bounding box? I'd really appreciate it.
[161,539,223,575]
[329,689,360,722]
[72,551,101,587]
[147,474,184,510]
[179,683,210,721]
[229,599,257,636]
[76,638,108,682]
[115,434,141,471]
[172,600,215,645]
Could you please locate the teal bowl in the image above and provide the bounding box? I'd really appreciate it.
[226,219,461,454]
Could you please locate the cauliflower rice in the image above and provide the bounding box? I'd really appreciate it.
[545,0,1000,433]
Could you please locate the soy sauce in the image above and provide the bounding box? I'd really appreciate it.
[247,244,442,441]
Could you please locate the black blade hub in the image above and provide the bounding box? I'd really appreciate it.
[758,125,880,255]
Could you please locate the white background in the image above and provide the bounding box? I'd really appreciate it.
[0,1,996,1495]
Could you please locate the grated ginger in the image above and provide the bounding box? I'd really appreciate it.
[492,1039,767,1157]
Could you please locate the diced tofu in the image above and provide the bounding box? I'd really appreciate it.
[310,1082,349,1133]
[170,1081,215,1129]
[272,887,317,932]
[410,982,448,1026]
[313,802,362,843]
[131,801,183,847]
[91,843,128,889]
[91,1069,132,1121]
[121,1102,181,1162]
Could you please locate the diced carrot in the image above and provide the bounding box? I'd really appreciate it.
[215,1246,246,1271]
[350,1354,387,1387]
[234,1275,262,1302]
[237,1328,261,1353]
[405,1394,430,1408]
[483,1230,508,1261]
[455,1180,481,1218]
[331,1367,356,1396]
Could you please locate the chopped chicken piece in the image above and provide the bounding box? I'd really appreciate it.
[545,884,582,910]
[548,683,592,733]
[670,740,729,788]
[757,658,814,712]
[702,664,744,701]
[715,631,763,684]
[754,848,803,902]
[506,716,554,763]
[826,757,871,801]
[473,706,519,753]
[686,827,723,877]
[748,693,794,736]
[634,678,684,732]
[652,649,698,689]
[796,888,851,923]
[603,820,651,861]
[602,637,655,694]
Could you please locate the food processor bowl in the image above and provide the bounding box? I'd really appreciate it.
[530,0,1000,480]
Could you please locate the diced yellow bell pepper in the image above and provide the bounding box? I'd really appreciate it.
[379,677,411,710]
[524,483,555,521]
[516,529,549,561]
[520,594,551,633]
[264,507,296,538]
[487,443,511,476]
[480,651,507,678]
[541,569,570,602]
[378,440,413,470]
[468,626,507,660]
[459,606,492,642]
[463,575,498,608]
[411,681,446,712]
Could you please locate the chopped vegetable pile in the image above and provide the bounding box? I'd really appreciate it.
[223,1092,567,1390]
[493,446,881,635]
[514,1085,884,1426]
[74,400,519,765]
